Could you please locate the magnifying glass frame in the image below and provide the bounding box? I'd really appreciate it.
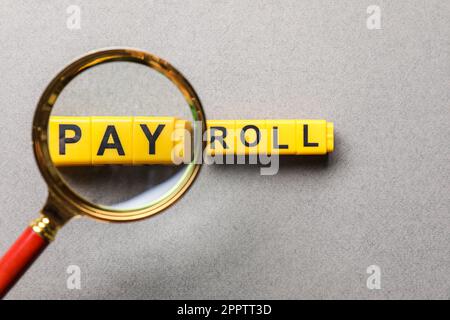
[34,47,206,224]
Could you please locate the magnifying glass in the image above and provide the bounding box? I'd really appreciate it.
[0,48,206,298]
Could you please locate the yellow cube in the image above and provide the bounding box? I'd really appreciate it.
[267,120,297,155]
[91,117,133,164]
[296,120,327,155]
[235,120,269,155]
[49,116,92,166]
[206,120,236,156]
[133,117,175,164]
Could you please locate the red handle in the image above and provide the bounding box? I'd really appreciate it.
[0,227,49,298]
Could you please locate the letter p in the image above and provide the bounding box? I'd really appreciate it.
[59,124,81,155]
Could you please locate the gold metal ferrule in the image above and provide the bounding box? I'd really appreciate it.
[30,215,59,242]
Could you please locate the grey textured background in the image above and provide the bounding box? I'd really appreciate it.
[0,0,449,299]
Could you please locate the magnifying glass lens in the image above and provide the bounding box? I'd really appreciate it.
[49,61,195,212]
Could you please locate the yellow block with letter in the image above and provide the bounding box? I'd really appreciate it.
[49,116,334,166]
[207,119,333,156]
